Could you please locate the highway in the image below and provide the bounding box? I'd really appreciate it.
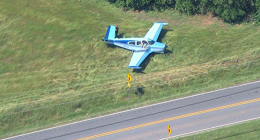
[6,80,260,140]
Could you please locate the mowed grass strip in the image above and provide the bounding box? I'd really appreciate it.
[174,119,260,140]
[0,0,260,138]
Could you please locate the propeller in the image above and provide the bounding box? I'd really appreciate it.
[163,45,168,55]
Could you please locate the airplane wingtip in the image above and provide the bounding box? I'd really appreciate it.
[155,22,168,25]
[127,66,142,69]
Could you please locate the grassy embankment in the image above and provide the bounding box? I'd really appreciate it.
[174,119,260,140]
[0,0,260,138]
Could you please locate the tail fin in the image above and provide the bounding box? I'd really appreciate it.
[104,25,115,40]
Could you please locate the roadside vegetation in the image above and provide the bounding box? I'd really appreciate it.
[0,0,260,138]
[174,119,260,140]
[108,0,260,24]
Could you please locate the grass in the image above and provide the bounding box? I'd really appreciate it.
[173,119,260,140]
[0,0,260,138]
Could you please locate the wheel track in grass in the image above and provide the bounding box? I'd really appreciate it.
[1,57,260,113]
[1,53,258,102]
[1,55,259,109]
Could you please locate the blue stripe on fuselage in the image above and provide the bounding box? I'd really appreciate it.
[113,40,135,44]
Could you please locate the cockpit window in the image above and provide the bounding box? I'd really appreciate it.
[148,38,155,45]
[142,40,149,49]
[142,40,147,44]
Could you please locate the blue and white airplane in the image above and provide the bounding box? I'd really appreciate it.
[103,22,168,69]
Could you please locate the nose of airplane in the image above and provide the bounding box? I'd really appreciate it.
[163,45,167,53]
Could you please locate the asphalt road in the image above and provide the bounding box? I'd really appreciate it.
[6,80,260,140]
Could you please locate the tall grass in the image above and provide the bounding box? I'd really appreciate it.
[0,0,259,138]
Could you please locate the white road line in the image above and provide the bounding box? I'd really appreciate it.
[4,80,260,140]
[159,116,260,140]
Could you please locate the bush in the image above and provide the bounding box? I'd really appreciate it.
[107,0,259,24]
[254,9,260,24]
[254,0,260,24]
[175,0,198,15]
[107,0,175,10]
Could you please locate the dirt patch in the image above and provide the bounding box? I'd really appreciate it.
[194,13,226,28]
[201,18,214,27]
[195,14,214,27]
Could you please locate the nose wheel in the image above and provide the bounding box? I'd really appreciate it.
[163,47,166,56]
[163,45,168,56]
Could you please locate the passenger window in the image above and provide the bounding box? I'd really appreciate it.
[128,41,135,45]
[137,41,142,46]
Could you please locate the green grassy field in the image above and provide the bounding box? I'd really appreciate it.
[174,119,260,140]
[0,0,260,138]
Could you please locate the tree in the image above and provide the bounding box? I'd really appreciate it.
[106,0,259,24]
[254,0,260,24]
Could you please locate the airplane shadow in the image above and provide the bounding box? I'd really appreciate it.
[133,53,155,73]
[117,33,125,38]
[106,44,116,48]
[133,48,173,73]
[164,49,173,55]
[157,29,173,43]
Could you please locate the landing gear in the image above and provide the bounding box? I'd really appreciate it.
[163,48,166,56]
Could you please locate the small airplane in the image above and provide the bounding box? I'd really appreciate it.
[102,22,168,69]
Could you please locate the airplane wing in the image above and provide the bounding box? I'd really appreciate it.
[128,49,153,69]
[144,22,168,41]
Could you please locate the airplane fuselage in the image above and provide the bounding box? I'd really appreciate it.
[105,38,167,53]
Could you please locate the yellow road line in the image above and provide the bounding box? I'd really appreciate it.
[77,98,260,140]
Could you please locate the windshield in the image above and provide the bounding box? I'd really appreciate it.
[147,38,155,45]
